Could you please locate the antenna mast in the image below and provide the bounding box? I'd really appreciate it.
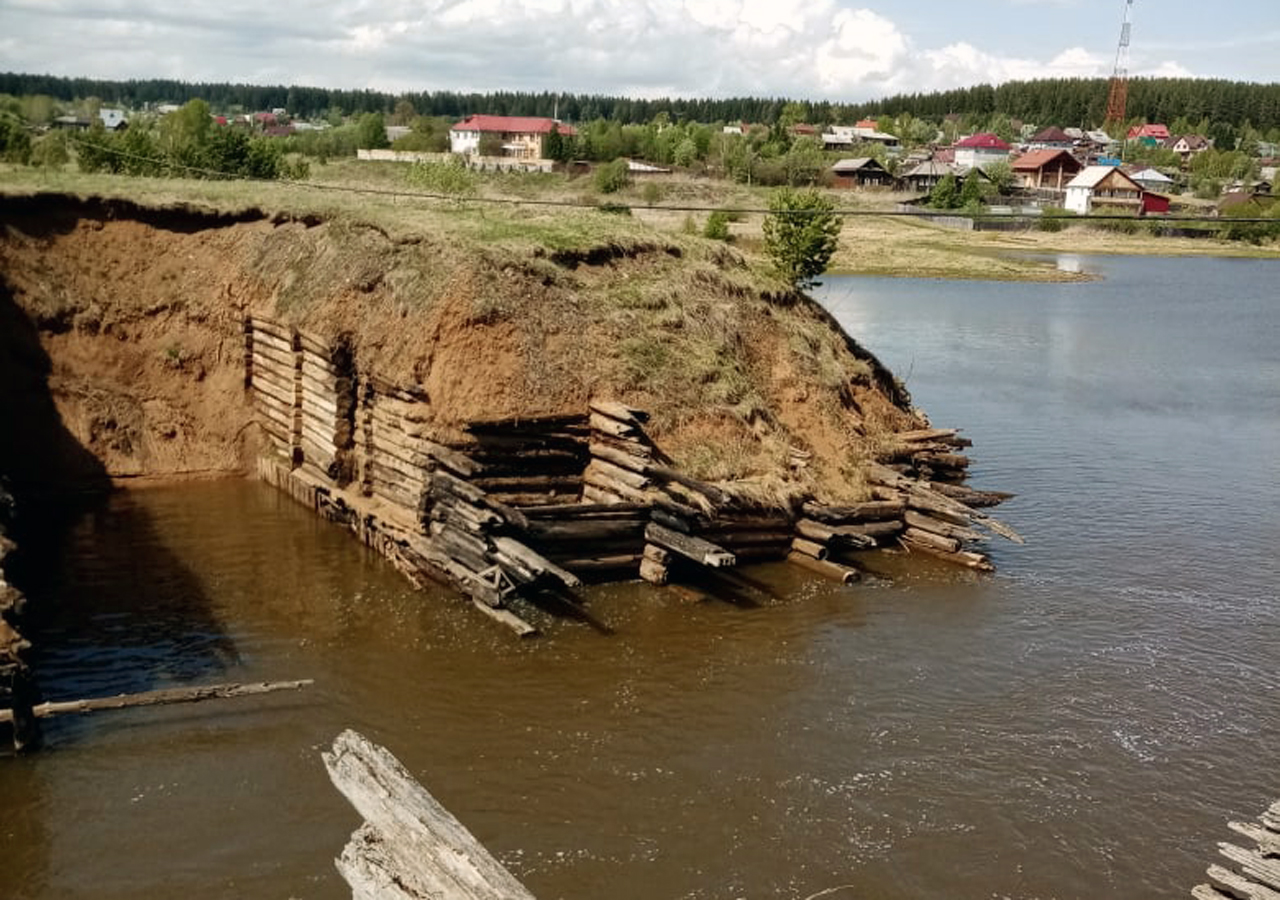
[1105,0,1134,124]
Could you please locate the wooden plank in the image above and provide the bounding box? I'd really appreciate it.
[324,733,540,899]
[645,523,735,568]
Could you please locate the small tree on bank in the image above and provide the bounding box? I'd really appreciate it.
[762,187,842,290]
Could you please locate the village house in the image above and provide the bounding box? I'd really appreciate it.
[830,157,893,188]
[1164,134,1211,161]
[1129,167,1176,192]
[1011,148,1083,190]
[1127,123,1170,146]
[1026,126,1075,150]
[953,132,1012,170]
[823,124,900,151]
[900,158,958,193]
[450,114,576,160]
[1065,165,1153,215]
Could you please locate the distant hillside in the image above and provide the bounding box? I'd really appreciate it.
[845,77,1280,135]
[2,72,1278,135]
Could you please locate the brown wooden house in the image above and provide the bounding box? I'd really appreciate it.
[830,157,893,188]
[1011,148,1083,190]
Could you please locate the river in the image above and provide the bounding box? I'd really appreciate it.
[2,254,1277,899]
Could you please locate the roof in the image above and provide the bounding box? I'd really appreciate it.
[1130,167,1174,184]
[99,109,126,128]
[1127,123,1170,140]
[831,157,887,173]
[1029,126,1073,143]
[789,123,818,135]
[903,159,957,178]
[1012,148,1081,171]
[954,132,1011,150]
[451,114,576,136]
[1085,130,1115,144]
[1067,165,1143,191]
[1166,134,1210,150]
[855,119,878,128]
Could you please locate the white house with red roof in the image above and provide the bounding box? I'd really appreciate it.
[953,132,1012,170]
[449,114,576,160]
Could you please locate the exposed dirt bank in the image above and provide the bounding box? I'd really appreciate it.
[1,190,920,503]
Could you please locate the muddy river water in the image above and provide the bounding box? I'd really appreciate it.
[2,254,1278,899]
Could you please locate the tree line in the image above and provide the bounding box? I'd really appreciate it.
[3,71,1277,134]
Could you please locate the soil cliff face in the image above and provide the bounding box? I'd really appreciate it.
[0,193,918,500]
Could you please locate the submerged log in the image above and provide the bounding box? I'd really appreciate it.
[323,730,539,900]
[786,552,861,584]
[0,680,313,724]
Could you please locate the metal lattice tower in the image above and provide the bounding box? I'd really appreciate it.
[1105,0,1134,123]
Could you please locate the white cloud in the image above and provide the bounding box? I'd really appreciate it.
[0,0,1200,101]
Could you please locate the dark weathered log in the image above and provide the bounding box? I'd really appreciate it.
[645,523,735,568]
[521,502,649,518]
[649,491,706,521]
[645,465,728,506]
[801,500,905,523]
[790,537,829,560]
[324,730,539,900]
[487,492,580,508]
[526,519,646,542]
[489,536,583,589]
[928,482,1014,508]
[904,510,987,544]
[0,680,312,724]
[559,555,643,573]
[466,413,587,434]
[430,471,529,531]
[471,475,581,493]
[786,552,861,584]
[650,509,692,534]
[711,531,794,547]
[913,451,971,470]
[829,520,903,540]
[731,545,790,561]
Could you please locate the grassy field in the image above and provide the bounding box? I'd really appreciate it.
[3,159,1278,286]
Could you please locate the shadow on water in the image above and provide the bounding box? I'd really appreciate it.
[0,276,242,893]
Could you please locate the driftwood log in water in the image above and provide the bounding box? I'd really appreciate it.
[324,729,538,900]
[0,679,313,724]
[1193,799,1280,900]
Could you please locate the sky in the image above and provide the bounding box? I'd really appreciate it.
[0,0,1276,102]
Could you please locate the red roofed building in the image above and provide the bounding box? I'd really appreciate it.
[1127,123,1170,144]
[450,114,577,160]
[954,132,1012,170]
[855,118,878,129]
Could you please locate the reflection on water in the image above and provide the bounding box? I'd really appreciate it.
[2,255,1279,899]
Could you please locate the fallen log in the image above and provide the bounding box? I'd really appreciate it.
[899,539,994,572]
[588,411,637,439]
[901,526,961,554]
[795,519,836,544]
[526,519,646,542]
[645,465,728,506]
[557,555,643,573]
[0,679,312,724]
[801,500,905,523]
[790,537,829,561]
[645,523,735,568]
[588,398,649,425]
[904,510,987,544]
[521,502,648,518]
[588,442,649,475]
[786,552,861,584]
[490,536,583,589]
[585,458,649,491]
[323,730,539,900]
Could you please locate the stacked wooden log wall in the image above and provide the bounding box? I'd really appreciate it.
[246,322,1021,631]
[1,491,37,750]
[1192,799,1280,900]
[296,328,357,488]
[244,318,300,463]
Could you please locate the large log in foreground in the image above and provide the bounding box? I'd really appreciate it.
[1193,799,1280,900]
[324,729,538,900]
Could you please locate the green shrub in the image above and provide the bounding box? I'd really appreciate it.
[407,156,478,196]
[703,210,731,241]
[593,159,630,194]
[641,181,663,206]
[1037,207,1072,232]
